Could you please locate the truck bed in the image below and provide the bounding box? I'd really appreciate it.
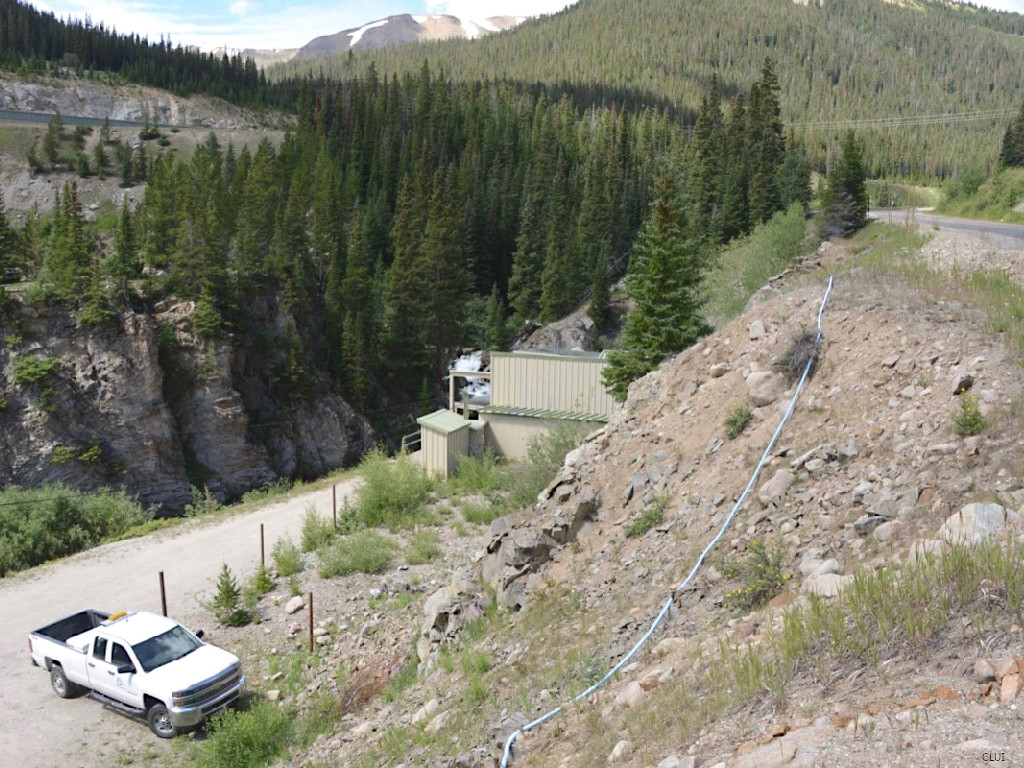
[33,610,111,644]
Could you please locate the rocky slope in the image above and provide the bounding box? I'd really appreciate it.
[0,75,290,130]
[259,226,1024,768]
[0,298,375,512]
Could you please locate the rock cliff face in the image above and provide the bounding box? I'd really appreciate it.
[0,76,287,130]
[0,299,374,513]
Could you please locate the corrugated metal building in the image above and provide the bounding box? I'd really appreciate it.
[415,350,619,477]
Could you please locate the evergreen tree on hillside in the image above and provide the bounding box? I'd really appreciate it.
[691,75,725,245]
[819,131,869,238]
[602,168,710,402]
[747,59,785,226]
[0,192,17,283]
[999,100,1024,168]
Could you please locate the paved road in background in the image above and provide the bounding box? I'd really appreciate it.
[870,207,1024,240]
[0,478,360,768]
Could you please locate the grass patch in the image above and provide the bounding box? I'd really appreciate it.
[355,448,434,530]
[318,529,398,577]
[723,401,753,440]
[704,203,814,326]
[625,494,667,538]
[460,499,502,526]
[271,534,303,576]
[404,528,442,565]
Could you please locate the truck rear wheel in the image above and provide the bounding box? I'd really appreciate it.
[147,703,178,739]
[50,665,82,698]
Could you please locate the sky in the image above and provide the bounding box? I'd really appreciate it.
[29,0,576,52]
[27,0,1024,54]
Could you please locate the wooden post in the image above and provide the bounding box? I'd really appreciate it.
[332,485,337,529]
[449,369,456,412]
[159,571,168,617]
[308,592,314,653]
[260,524,265,568]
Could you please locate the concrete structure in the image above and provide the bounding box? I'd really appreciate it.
[415,350,618,477]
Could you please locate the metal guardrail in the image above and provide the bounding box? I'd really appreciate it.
[400,430,421,454]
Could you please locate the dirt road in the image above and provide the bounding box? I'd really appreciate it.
[0,477,360,768]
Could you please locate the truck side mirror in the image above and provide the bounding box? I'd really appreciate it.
[117,663,136,675]
[194,629,204,639]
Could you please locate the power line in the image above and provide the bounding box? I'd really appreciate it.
[794,108,1016,131]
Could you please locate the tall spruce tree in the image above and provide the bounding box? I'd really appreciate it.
[820,131,869,238]
[602,169,710,402]
[747,58,785,225]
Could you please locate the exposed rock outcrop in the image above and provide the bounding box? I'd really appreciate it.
[0,300,374,512]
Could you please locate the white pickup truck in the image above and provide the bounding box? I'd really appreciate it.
[29,609,244,738]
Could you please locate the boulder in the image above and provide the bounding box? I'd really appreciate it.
[759,468,795,506]
[938,503,1018,545]
[746,371,787,407]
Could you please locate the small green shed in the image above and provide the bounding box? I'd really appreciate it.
[417,409,470,479]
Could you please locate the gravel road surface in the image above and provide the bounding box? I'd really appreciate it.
[0,477,360,768]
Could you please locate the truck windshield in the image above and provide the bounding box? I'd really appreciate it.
[132,625,202,672]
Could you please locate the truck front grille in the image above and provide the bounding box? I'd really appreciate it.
[175,662,242,709]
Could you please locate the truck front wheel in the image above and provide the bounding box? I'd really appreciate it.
[50,665,82,698]
[147,703,178,739]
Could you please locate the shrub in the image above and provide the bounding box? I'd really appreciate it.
[451,449,510,496]
[355,448,434,531]
[0,486,148,577]
[775,328,821,383]
[11,354,60,384]
[318,530,397,577]
[724,402,753,439]
[271,534,303,577]
[194,701,294,768]
[723,539,789,612]
[300,507,336,552]
[404,529,442,565]
[952,393,987,437]
[626,494,667,537]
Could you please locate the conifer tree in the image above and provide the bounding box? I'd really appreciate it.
[720,94,750,243]
[999,100,1024,168]
[0,192,17,283]
[108,198,139,306]
[691,75,725,245]
[820,131,869,238]
[587,248,612,332]
[747,59,785,225]
[603,169,710,402]
[484,283,508,351]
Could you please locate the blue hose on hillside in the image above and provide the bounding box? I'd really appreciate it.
[499,276,835,768]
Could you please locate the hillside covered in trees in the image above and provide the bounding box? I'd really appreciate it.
[275,0,1024,179]
[1,60,810,430]
[0,0,295,108]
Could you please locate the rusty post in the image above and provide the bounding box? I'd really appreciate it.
[159,571,168,617]
[308,592,314,653]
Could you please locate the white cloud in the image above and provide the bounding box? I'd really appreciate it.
[426,0,576,20]
[229,0,254,15]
